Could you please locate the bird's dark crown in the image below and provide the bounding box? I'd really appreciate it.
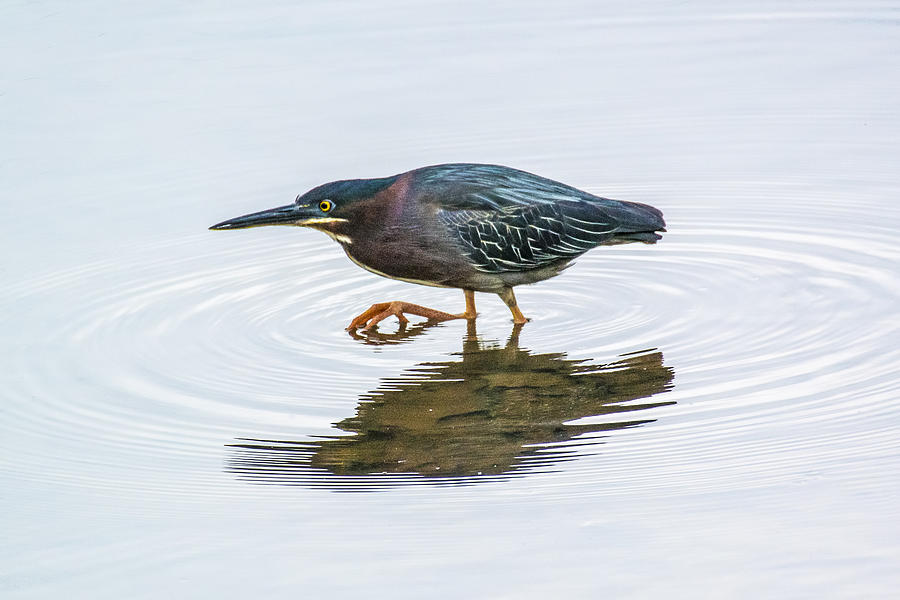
[295,175,399,208]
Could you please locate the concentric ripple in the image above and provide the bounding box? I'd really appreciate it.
[2,181,899,501]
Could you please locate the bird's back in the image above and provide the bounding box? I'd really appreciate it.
[409,164,665,277]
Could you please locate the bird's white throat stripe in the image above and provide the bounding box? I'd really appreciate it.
[322,230,353,244]
[296,217,349,225]
[297,217,353,244]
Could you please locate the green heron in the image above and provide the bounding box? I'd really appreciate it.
[210,163,665,330]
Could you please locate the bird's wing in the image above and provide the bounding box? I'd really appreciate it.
[422,164,597,211]
[438,201,621,273]
[431,166,665,274]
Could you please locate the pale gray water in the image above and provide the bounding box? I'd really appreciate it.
[2,1,899,598]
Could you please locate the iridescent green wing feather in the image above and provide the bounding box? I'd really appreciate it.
[428,165,663,274]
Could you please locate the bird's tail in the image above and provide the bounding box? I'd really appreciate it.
[615,231,663,244]
[601,199,666,244]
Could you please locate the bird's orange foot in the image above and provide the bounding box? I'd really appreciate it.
[346,301,466,331]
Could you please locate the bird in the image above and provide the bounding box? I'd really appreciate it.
[210,163,665,330]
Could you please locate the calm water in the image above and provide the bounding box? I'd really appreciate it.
[2,1,899,598]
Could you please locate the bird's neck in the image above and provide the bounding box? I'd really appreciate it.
[307,221,353,245]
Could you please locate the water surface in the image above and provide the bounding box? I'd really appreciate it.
[2,1,899,598]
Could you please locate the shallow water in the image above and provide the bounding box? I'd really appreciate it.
[2,1,900,598]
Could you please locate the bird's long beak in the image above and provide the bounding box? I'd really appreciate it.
[209,204,304,230]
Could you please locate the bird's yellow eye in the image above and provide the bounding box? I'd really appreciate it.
[319,200,333,213]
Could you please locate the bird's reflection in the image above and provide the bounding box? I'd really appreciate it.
[227,323,675,491]
[346,319,439,345]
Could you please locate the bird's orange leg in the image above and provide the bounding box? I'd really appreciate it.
[346,290,478,331]
[461,289,478,320]
[498,287,529,325]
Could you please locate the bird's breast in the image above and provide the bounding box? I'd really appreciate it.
[341,243,453,288]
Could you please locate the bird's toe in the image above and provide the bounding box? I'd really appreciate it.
[347,300,465,330]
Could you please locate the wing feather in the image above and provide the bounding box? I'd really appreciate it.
[425,164,665,274]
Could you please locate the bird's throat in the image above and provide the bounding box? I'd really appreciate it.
[302,219,353,245]
[296,217,349,226]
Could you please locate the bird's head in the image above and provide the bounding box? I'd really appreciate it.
[209,175,399,244]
